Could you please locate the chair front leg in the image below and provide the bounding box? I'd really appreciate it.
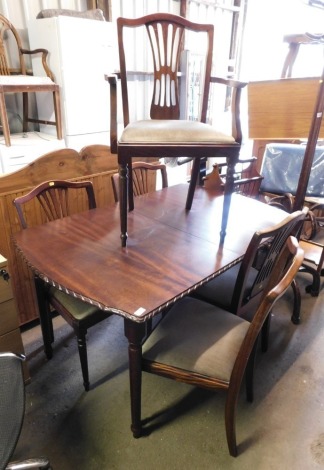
[76,330,90,391]
[119,160,128,247]
[53,88,63,140]
[185,157,201,210]
[22,91,29,133]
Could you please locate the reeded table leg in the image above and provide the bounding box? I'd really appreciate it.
[124,319,147,438]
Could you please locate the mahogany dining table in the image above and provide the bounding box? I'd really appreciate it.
[13,183,287,438]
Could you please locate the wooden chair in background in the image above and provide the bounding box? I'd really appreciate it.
[0,14,62,146]
[192,208,307,333]
[111,161,168,202]
[13,180,111,391]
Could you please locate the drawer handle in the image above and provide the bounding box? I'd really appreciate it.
[0,269,10,282]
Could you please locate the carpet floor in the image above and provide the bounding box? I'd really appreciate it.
[10,273,324,470]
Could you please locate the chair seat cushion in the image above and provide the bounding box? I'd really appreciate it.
[142,297,249,382]
[49,287,99,320]
[0,75,54,86]
[193,263,258,312]
[119,119,236,144]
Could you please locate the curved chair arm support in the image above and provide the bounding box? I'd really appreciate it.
[210,76,248,144]
[20,48,54,81]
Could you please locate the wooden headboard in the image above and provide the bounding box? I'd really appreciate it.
[0,144,156,325]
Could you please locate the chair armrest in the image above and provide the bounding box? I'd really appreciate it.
[20,47,55,81]
[210,76,248,144]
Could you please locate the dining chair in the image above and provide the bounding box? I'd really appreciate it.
[13,180,111,391]
[202,157,264,198]
[106,12,247,246]
[0,352,51,469]
[0,14,62,146]
[192,207,308,335]
[111,161,168,202]
[141,236,304,456]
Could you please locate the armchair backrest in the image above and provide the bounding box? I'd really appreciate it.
[117,13,214,126]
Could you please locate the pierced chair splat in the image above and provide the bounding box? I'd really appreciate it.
[106,13,247,246]
[13,180,111,392]
[192,207,308,330]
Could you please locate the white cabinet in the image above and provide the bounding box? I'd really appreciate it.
[28,17,116,150]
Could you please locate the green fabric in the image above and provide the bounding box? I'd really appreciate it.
[50,287,99,321]
[143,297,249,382]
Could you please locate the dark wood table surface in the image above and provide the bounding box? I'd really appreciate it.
[13,183,287,436]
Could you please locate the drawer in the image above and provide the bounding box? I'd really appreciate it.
[0,273,12,303]
[0,298,19,335]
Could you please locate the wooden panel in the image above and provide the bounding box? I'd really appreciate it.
[0,145,158,326]
[0,299,19,333]
[248,77,324,140]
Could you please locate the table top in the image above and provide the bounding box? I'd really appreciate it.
[13,184,286,323]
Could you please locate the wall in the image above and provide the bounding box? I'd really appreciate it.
[241,0,324,81]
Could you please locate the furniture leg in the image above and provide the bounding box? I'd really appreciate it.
[77,331,90,391]
[185,157,201,210]
[119,161,128,247]
[291,279,301,324]
[53,89,63,140]
[34,277,53,359]
[220,155,237,243]
[124,319,146,438]
[22,92,29,133]
[128,160,134,211]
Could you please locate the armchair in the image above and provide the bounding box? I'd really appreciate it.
[111,161,168,202]
[141,236,304,456]
[106,13,247,246]
[0,14,62,146]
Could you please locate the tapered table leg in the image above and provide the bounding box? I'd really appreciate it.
[34,277,53,359]
[124,319,147,438]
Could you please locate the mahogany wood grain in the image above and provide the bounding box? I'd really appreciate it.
[13,184,288,437]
